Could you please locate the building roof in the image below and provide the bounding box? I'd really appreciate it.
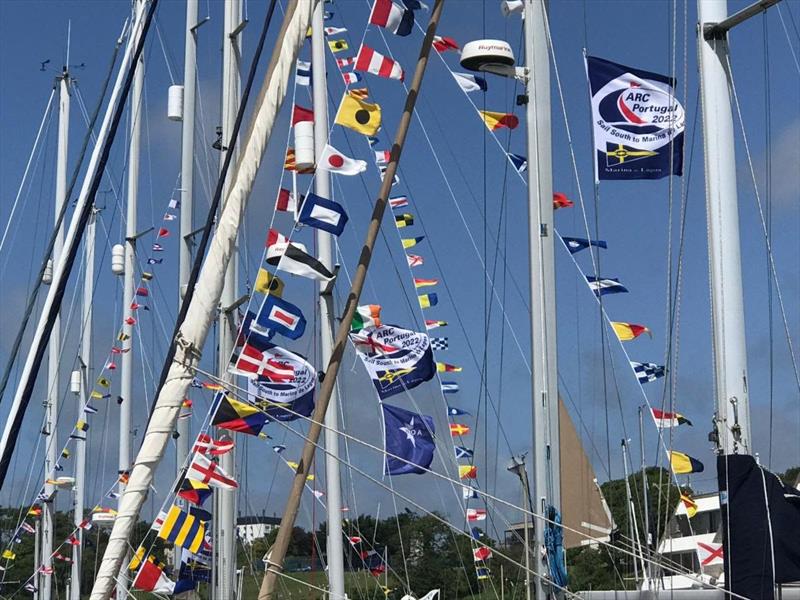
[237,515,281,526]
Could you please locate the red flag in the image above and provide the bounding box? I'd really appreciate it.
[553,192,574,210]
[157,227,170,238]
[432,36,459,52]
[193,433,235,456]
[292,105,314,125]
[473,546,493,561]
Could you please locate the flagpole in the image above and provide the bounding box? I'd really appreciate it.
[310,3,346,598]
[258,2,445,596]
[216,0,243,597]
[522,1,560,597]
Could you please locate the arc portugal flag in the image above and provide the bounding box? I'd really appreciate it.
[335,93,381,136]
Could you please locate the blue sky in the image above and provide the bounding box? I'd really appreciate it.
[0,0,798,543]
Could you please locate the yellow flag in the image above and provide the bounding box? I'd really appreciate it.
[90,390,105,400]
[96,377,111,388]
[680,493,698,518]
[335,93,382,136]
[669,451,704,474]
[255,268,284,297]
[611,321,651,341]
[128,546,145,571]
[2,549,16,560]
[286,461,315,480]
[478,110,519,131]
[327,39,348,53]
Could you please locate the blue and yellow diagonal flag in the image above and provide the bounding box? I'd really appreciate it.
[157,505,205,553]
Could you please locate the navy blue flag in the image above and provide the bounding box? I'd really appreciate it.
[298,192,349,236]
[561,236,608,254]
[470,527,483,540]
[253,295,306,340]
[586,55,684,181]
[508,153,527,174]
[447,405,470,416]
[586,276,628,297]
[455,446,473,459]
[382,403,435,475]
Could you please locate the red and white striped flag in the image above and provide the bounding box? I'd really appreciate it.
[275,188,298,213]
[187,452,238,489]
[336,57,355,68]
[193,433,235,456]
[432,35,459,53]
[355,45,404,81]
[374,150,391,165]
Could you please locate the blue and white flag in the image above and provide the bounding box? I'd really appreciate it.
[382,403,435,475]
[253,295,306,340]
[298,192,349,236]
[462,485,479,500]
[586,55,684,181]
[455,446,473,459]
[441,382,459,394]
[561,236,608,254]
[631,361,666,384]
[470,527,483,540]
[586,276,628,297]
[296,59,311,86]
[508,153,527,174]
[447,405,470,416]
[452,72,487,93]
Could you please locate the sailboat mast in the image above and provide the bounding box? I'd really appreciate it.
[638,406,652,584]
[217,1,243,597]
[522,0,560,597]
[310,2,346,597]
[697,0,752,455]
[118,1,147,597]
[175,0,199,554]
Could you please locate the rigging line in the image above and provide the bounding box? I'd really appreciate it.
[764,12,775,468]
[0,89,55,257]
[726,52,800,399]
[776,4,800,75]
[153,16,176,85]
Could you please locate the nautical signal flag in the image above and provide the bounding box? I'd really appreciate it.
[455,446,474,459]
[158,505,205,553]
[336,57,355,68]
[651,408,692,428]
[351,304,382,332]
[298,192,349,236]
[335,93,382,136]
[402,236,424,249]
[473,547,493,562]
[193,433,234,456]
[187,452,238,489]
[430,338,448,351]
[425,320,447,330]
[2,549,16,560]
[476,567,491,580]
[414,278,437,288]
[328,39,349,53]
[369,0,414,36]
[318,143,368,175]
[459,465,478,479]
[631,361,666,383]
[284,148,315,174]
[466,508,487,521]
[450,423,470,436]
[432,35,459,52]
[254,268,284,297]
[478,110,519,131]
[133,555,175,594]
[418,293,438,309]
[437,362,461,373]
[349,88,370,101]
[680,493,698,518]
[463,486,479,500]
[395,213,414,228]
[441,382,460,394]
[553,192,574,210]
[509,153,527,173]
[275,188,298,213]
[611,322,651,341]
[295,59,311,86]
[586,276,628,297]
[291,104,314,125]
[696,542,724,567]
[267,235,335,282]
[211,392,267,436]
[407,254,424,267]
[325,26,347,35]
[382,403,435,475]
[452,71,487,93]
[355,45,404,81]
[285,461,315,481]
[253,294,306,340]
[561,236,607,254]
[178,479,212,506]
[157,228,170,238]
[389,195,408,209]
[669,451,705,475]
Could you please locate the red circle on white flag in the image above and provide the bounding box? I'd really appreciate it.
[328,154,344,168]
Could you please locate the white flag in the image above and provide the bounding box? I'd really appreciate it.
[318,144,367,176]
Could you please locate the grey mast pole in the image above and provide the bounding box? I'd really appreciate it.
[175,0,198,568]
[118,1,146,596]
[217,1,243,597]
[697,0,751,455]
[310,2,346,598]
[522,0,560,597]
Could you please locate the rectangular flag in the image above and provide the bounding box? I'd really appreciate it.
[631,361,666,384]
[441,382,459,394]
[335,93,382,136]
[254,295,306,340]
[414,278,437,288]
[433,35,459,52]
[389,195,408,209]
[466,508,486,521]
[463,486,479,500]
[473,547,493,561]
[355,45,404,81]
[430,337,448,351]
[459,465,478,479]
[275,188,298,213]
[455,446,473,459]
[298,192,349,236]
[295,59,311,86]
[158,505,205,553]
[450,423,470,436]
[418,293,438,308]
[187,452,238,489]
[369,0,414,36]
[586,55,684,181]
[407,254,424,267]
[351,304,382,331]
[586,276,628,297]
[382,403,435,475]
[669,451,704,475]
[254,268,284,296]
[395,213,413,228]
[328,39,349,53]
[452,71,487,93]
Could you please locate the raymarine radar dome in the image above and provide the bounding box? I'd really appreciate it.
[460,40,515,72]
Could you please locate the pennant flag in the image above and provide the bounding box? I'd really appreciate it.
[342,71,362,85]
[478,110,519,131]
[553,192,574,210]
[455,446,473,459]
[211,393,267,436]
[395,213,414,228]
[193,433,234,456]
[450,423,470,436]
[21,521,35,534]
[133,556,175,594]
[452,71,487,93]
[328,39,349,53]
[355,45,404,81]
[284,148,315,174]
[407,254,424,267]
[76,419,89,431]
[136,287,149,297]
[651,408,692,428]
[369,0,414,36]
[430,338,448,351]
[187,452,238,489]
[61,449,70,459]
[631,361,666,383]
[28,506,42,517]
[466,508,486,521]
[463,485,479,500]
[432,35,459,52]
[441,382,459,394]
[292,104,314,125]
[586,55,684,181]
[147,258,163,265]
[348,88,370,101]
[473,547,493,562]
[669,451,704,475]
[295,59,311,86]
[389,195,408,209]
[351,304,382,331]
[298,192,349,236]
[273,445,286,453]
[275,188,298,213]
[318,143,368,175]
[157,227,170,238]
[285,461,315,480]
[402,236,424,249]
[382,403,435,475]
[476,567,491,580]
[163,213,177,221]
[586,276,628,297]
[152,243,164,251]
[178,479,213,506]
[680,492,698,518]
[437,362,461,373]
[418,293,438,309]
[459,465,478,479]
[414,278,437,288]
[508,153,527,173]
[253,295,306,340]
[561,236,607,254]
[425,319,447,330]
[611,321,651,341]
[337,56,355,68]
[254,268,284,297]
[158,505,205,553]
[324,26,347,35]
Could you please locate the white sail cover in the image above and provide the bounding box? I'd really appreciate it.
[89,1,316,598]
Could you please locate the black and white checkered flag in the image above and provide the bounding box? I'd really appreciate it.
[430,337,448,351]
[631,361,665,384]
